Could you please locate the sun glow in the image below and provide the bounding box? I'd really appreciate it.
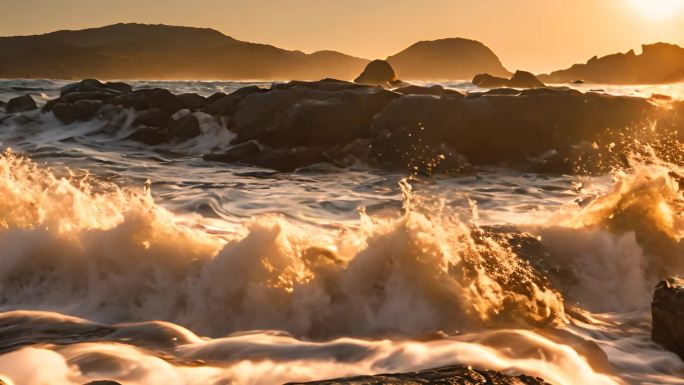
[631,0,684,20]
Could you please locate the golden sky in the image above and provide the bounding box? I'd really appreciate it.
[1,0,683,73]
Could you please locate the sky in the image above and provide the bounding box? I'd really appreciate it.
[0,0,683,73]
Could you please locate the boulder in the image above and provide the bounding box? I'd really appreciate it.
[83,381,122,385]
[203,141,261,163]
[52,100,105,123]
[652,277,684,360]
[167,114,201,142]
[136,89,186,114]
[285,365,550,385]
[52,103,80,124]
[126,127,168,145]
[134,108,170,128]
[6,94,37,113]
[472,73,511,88]
[60,79,130,96]
[354,60,401,87]
[104,82,133,94]
[206,91,228,105]
[243,146,328,172]
[63,91,119,104]
[109,92,149,110]
[509,70,546,88]
[177,93,208,110]
[394,84,463,97]
[204,86,267,116]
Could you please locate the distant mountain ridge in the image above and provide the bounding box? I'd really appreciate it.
[0,23,369,80]
[540,43,684,84]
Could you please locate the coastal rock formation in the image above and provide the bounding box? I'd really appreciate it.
[38,78,682,174]
[541,43,684,84]
[473,70,545,88]
[354,60,402,87]
[6,94,37,113]
[387,38,511,80]
[652,277,684,360]
[285,365,551,385]
[0,23,368,81]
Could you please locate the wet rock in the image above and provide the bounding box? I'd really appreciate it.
[206,91,227,105]
[509,70,546,88]
[285,365,551,385]
[472,73,511,88]
[204,86,267,116]
[63,91,119,104]
[51,103,80,124]
[6,94,37,113]
[243,146,328,172]
[109,92,149,110]
[72,100,104,120]
[60,79,130,96]
[354,60,401,87]
[126,127,168,145]
[178,93,208,110]
[167,114,201,142]
[203,141,261,163]
[134,108,170,128]
[104,82,133,94]
[137,89,186,114]
[652,277,684,360]
[394,84,463,97]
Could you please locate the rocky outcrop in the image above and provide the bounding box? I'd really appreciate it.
[473,70,545,88]
[541,43,684,84]
[285,365,550,385]
[387,38,511,80]
[354,60,402,87]
[652,277,684,360]
[6,94,37,113]
[36,78,682,174]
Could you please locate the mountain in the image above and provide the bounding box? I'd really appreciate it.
[386,38,511,80]
[540,43,684,84]
[0,23,369,80]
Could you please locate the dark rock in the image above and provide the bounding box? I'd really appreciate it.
[285,365,551,385]
[203,141,261,163]
[126,127,168,145]
[652,277,684,360]
[572,80,585,84]
[204,86,267,116]
[509,70,546,88]
[394,84,463,97]
[134,108,170,128]
[72,100,104,119]
[104,81,133,94]
[177,93,207,110]
[167,114,201,142]
[244,146,327,172]
[6,94,37,113]
[354,60,400,87]
[230,82,400,146]
[484,88,521,96]
[137,89,186,114]
[83,381,122,385]
[275,79,366,92]
[63,91,119,104]
[206,92,227,105]
[109,92,149,110]
[52,103,79,124]
[472,73,511,88]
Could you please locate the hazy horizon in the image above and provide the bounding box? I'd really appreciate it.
[1,0,683,73]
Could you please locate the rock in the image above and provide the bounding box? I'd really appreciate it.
[230,83,400,146]
[104,81,133,94]
[63,91,119,104]
[72,100,104,120]
[60,79,130,96]
[206,92,227,105]
[472,73,511,88]
[134,108,170,128]
[167,114,201,142]
[203,141,261,163]
[109,92,149,110]
[473,71,545,89]
[572,80,585,84]
[394,84,463,97]
[126,127,168,145]
[137,89,186,114]
[285,365,551,385]
[52,103,79,124]
[204,86,267,116]
[177,93,208,110]
[6,94,37,113]
[354,60,401,87]
[244,146,328,172]
[83,381,122,385]
[652,277,684,360]
[509,70,545,88]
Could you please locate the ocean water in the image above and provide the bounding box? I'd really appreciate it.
[0,79,682,385]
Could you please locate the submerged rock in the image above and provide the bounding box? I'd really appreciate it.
[285,365,551,385]
[652,277,684,360]
[6,94,37,113]
[473,71,545,89]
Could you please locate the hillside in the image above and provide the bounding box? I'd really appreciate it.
[540,43,684,84]
[387,38,511,80]
[0,23,369,80]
